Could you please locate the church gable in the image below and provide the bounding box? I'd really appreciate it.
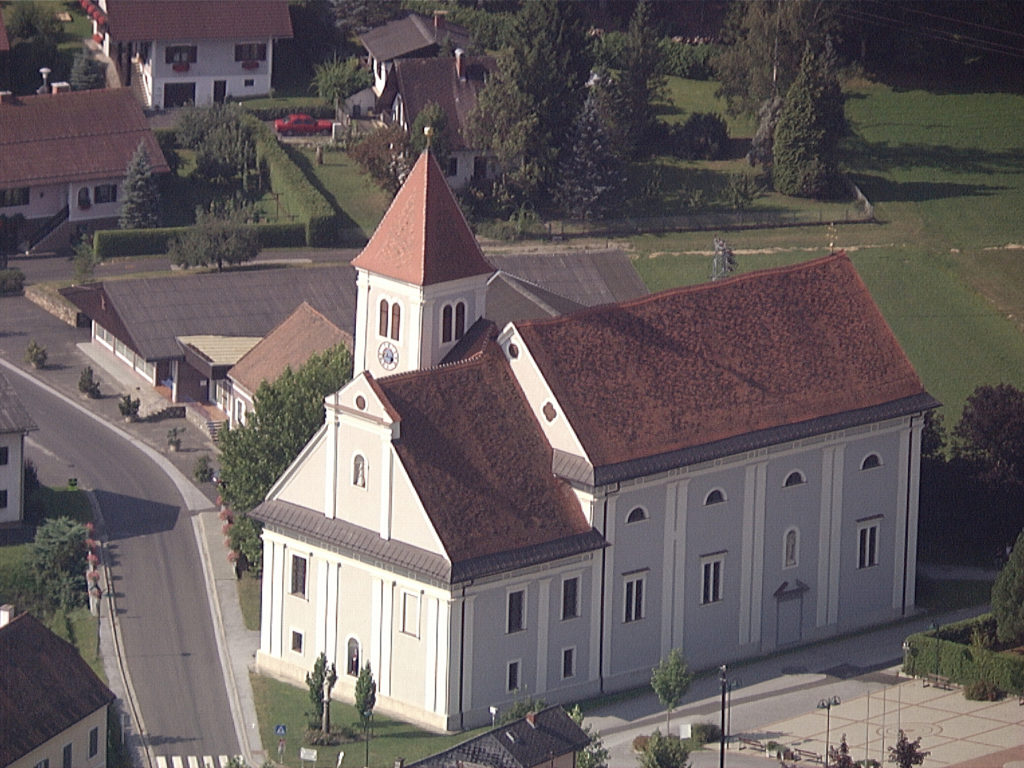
[374,343,597,568]
[514,253,930,474]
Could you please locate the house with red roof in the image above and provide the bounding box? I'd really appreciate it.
[0,608,116,768]
[360,12,472,98]
[377,53,498,188]
[251,152,938,731]
[95,0,293,108]
[0,87,168,252]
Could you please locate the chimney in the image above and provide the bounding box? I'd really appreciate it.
[52,81,72,94]
[0,604,14,628]
[525,712,536,728]
[455,48,465,80]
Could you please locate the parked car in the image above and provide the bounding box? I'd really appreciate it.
[274,113,334,136]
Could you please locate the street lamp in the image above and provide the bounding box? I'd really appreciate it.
[719,666,727,768]
[817,696,841,768]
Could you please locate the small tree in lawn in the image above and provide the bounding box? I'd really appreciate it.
[167,205,258,272]
[119,142,161,230]
[651,648,692,732]
[888,730,928,768]
[568,704,609,768]
[306,652,338,734]
[992,529,1024,644]
[354,662,377,730]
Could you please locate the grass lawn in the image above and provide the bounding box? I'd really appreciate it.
[237,571,261,631]
[293,145,391,239]
[915,578,993,615]
[251,675,486,768]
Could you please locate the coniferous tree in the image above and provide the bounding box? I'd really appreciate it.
[772,41,846,198]
[992,529,1024,644]
[70,52,106,90]
[119,142,160,229]
[354,662,377,727]
[616,0,665,159]
[555,92,622,220]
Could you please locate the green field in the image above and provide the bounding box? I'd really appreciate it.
[630,78,1024,424]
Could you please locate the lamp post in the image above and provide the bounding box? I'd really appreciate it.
[931,622,941,677]
[725,676,741,748]
[719,666,727,768]
[817,696,841,768]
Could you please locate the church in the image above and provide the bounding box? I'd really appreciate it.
[252,152,937,732]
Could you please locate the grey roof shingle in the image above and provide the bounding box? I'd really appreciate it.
[0,371,37,435]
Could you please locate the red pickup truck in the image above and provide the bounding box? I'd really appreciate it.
[274,113,334,136]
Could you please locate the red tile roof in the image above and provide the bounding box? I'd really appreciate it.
[104,0,292,41]
[0,613,115,766]
[384,55,495,151]
[374,342,591,564]
[351,151,493,286]
[515,253,928,470]
[0,88,169,187]
[230,302,352,394]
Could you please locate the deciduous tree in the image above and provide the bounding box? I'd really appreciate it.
[311,56,370,114]
[410,102,451,168]
[354,662,377,727]
[888,730,928,768]
[167,205,258,272]
[953,383,1024,488]
[651,648,692,731]
[568,704,609,768]
[638,730,689,768]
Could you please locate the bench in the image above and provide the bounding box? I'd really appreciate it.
[922,673,952,690]
[737,737,765,751]
[793,748,822,763]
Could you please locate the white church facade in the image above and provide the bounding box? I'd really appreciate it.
[252,152,937,732]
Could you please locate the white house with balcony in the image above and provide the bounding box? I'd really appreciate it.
[251,152,938,732]
[97,0,293,108]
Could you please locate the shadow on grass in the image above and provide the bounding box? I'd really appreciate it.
[852,174,1005,204]
[845,135,1024,176]
[283,145,361,232]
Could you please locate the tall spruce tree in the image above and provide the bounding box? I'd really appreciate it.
[616,0,665,159]
[467,0,591,207]
[555,91,622,220]
[70,52,106,90]
[992,529,1024,644]
[119,142,160,229]
[772,41,846,199]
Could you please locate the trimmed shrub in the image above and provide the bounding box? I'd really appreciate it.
[94,227,189,259]
[24,339,47,369]
[659,41,718,80]
[0,268,25,294]
[963,680,1003,701]
[258,134,337,246]
[78,366,101,398]
[688,722,722,746]
[255,222,307,248]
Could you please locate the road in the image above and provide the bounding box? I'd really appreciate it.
[7,367,240,759]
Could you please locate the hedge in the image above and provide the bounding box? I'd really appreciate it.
[93,221,306,258]
[240,103,335,122]
[903,613,1024,695]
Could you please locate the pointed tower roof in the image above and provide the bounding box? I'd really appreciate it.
[351,151,493,286]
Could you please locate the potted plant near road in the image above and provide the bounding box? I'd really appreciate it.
[119,393,140,422]
[167,426,185,452]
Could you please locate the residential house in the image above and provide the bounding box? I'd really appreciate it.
[377,52,497,188]
[225,302,353,429]
[0,12,10,91]
[407,706,589,768]
[97,0,293,108]
[0,608,116,768]
[0,371,37,525]
[251,152,937,732]
[0,87,169,251]
[360,12,472,98]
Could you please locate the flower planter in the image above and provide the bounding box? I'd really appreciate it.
[172,62,190,73]
[242,60,259,70]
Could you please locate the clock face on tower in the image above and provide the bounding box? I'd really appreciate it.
[377,341,399,370]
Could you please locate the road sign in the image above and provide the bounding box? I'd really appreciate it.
[300,748,318,762]
[275,724,287,736]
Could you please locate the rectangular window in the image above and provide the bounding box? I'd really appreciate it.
[0,187,30,207]
[446,157,458,177]
[244,79,255,87]
[89,727,99,758]
[291,630,303,653]
[858,520,880,569]
[0,490,7,509]
[401,591,419,636]
[561,576,579,620]
[562,647,575,679]
[165,45,197,64]
[507,660,520,692]
[63,744,72,768]
[701,554,724,604]
[35,760,49,768]
[291,554,307,597]
[234,42,267,61]
[94,184,117,204]
[507,589,525,633]
[0,446,8,464]
[624,573,645,622]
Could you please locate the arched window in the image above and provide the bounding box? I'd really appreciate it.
[378,299,389,337]
[347,638,360,676]
[455,301,466,339]
[626,507,647,524]
[442,305,453,342]
[784,471,806,488]
[861,453,882,470]
[352,454,366,488]
[77,187,91,208]
[784,528,799,568]
[704,489,726,506]
[390,303,401,341]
